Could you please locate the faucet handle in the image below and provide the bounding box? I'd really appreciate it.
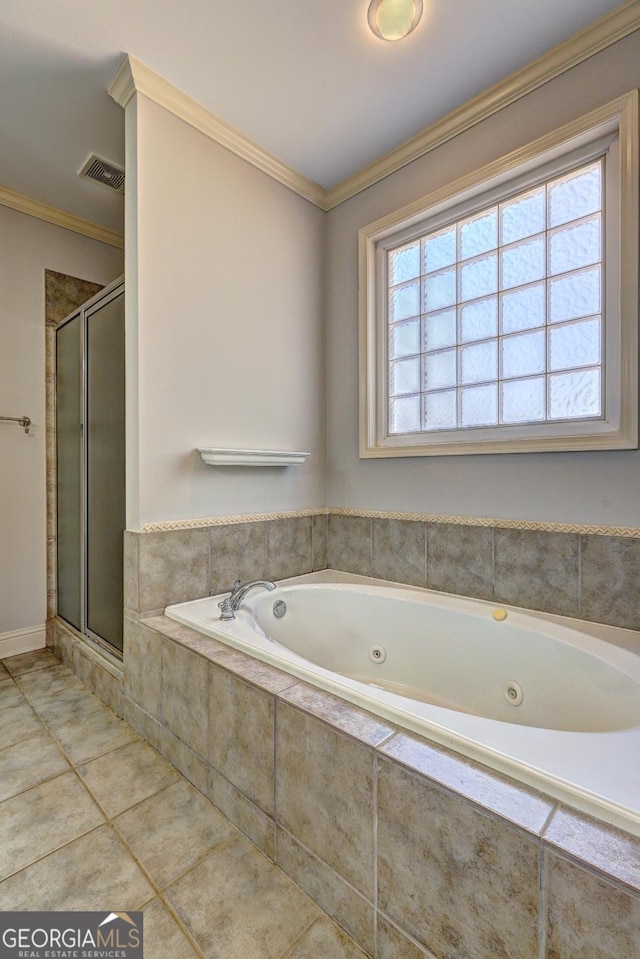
[231,579,242,592]
[218,596,236,621]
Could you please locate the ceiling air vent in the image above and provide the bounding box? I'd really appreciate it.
[79,154,125,194]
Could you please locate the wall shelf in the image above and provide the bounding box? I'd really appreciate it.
[197,448,310,467]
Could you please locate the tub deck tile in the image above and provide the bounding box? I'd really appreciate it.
[543,805,640,893]
[279,682,396,747]
[142,616,232,660]
[379,731,555,835]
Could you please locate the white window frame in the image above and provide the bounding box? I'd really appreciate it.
[359,91,638,458]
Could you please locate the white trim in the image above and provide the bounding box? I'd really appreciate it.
[326,2,640,209]
[108,56,326,209]
[359,93,639,457]
[0,184,124,249]
[0,624,46,659]
[107,5,640,212]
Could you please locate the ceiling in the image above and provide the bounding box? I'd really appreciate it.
[0,0,628,234]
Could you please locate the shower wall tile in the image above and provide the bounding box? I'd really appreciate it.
[327,514,372,576]
[138,528,210,614]
[209,521,268,595]
[493,528,579,617]
[208,768,276,859]
[372,518,426,587]
[427,522,494,599]
[580,534,640,631]
[161,639,209,760]
[208,666,275,816]
[123,619,162,720]
[266,516,312,581]
[311,512,328,570]
[275,702,376,900]
[377,758,540,959]
[276,827,376,957]
[545,851,640,959]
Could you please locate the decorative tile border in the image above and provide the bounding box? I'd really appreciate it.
[139,508,324,532]
[138,507,640,540]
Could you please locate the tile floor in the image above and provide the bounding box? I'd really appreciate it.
[0,648,369,959]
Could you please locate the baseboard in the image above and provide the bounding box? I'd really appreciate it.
[0,624,46,659]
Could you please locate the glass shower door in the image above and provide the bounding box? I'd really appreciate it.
[85,287,125,653]
[55,279,125,656]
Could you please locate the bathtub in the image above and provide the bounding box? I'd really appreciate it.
[165,571,640,834]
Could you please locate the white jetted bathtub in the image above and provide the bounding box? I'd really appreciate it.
[165,571,640,833]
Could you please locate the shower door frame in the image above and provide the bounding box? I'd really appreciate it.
[55,275,125,659]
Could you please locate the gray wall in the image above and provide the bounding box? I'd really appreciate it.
[325,31,640,527]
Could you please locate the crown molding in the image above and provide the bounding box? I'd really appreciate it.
[0,184,124,249]
[109,55,327,209]
[324,0,640,209]
[108,3,640,213]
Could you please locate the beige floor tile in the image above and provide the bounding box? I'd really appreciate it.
[143,899,202,959]
[30,684,104,725]
[0,731,69,802]
[283,917,369,959]
[17,664,84,703]
[0,772,104,881]
[2,649,60,677]
[78,740,179,818]
[165,836,320,959]
[0,679,27,712]
[1,702,43,748]
[115,780,237,889]
[49,705,139,766]
[0,661,9,678]
[0,824,154,911]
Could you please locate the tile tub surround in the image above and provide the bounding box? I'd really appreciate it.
[0,649,370,959]
[325,513,640,633]
[124,513,640,632]
[124,514,328,617]
[116,612,640,959]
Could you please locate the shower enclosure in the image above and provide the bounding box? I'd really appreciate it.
[55,277,125,655]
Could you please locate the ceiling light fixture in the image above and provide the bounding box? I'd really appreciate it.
[367,0,423,41]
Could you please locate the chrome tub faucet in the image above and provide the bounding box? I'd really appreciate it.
[218,579,277,621]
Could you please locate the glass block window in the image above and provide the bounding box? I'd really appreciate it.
[360,94,638,457]
[387,160,603,435]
